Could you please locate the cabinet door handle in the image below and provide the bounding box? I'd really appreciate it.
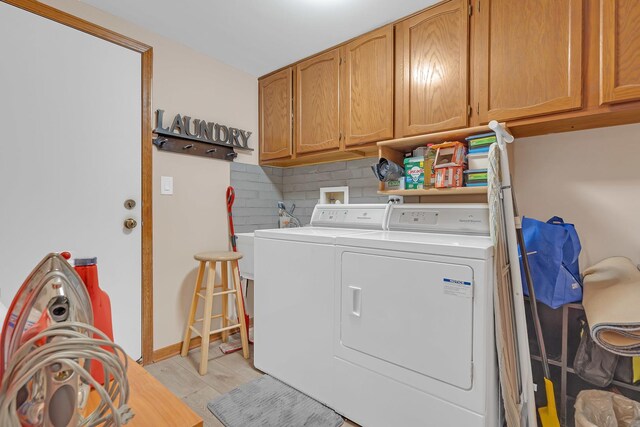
[349,286,361,317]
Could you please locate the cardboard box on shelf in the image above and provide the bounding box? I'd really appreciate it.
[432,141,466,169]
[435,166,464,188]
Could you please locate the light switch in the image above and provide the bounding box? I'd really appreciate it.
[161,176,173,195]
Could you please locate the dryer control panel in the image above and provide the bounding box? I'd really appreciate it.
[387,204,490,235]
[310,204,389,230]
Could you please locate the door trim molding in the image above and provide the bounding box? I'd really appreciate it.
[2,0,155,364]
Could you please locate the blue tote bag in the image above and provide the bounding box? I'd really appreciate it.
[519,216,582,309]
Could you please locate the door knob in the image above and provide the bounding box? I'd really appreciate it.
[124,218,138,229]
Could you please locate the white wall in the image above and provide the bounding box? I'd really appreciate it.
[514,123,640,269]
[41,0,259,351]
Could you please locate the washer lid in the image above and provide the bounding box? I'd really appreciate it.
[255,227,379,244]
[336,231,494,259]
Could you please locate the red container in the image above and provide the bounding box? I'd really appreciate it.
[74,258,113,385]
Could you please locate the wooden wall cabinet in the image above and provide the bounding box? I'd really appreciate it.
[258,68,293,161]
[258,0,640,167]
[260,27,394,165]
[395,0,470,137]
[294,48,342,155]
[473,0,583,123]
[599,0,640,105]
[342,26,394,147]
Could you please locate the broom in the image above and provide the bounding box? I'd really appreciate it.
[512,184,560,427]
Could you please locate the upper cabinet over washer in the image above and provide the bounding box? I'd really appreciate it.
[259,67,293,162]
[258,0,640,167]
[599,0,640,105]
[295,48,342,155]
[342,26,394,147]
[395,0,470,137]
[473,0,583,123]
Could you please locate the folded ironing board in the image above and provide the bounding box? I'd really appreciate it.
[583,257,640,356]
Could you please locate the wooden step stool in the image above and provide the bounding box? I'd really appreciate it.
[181,251,249,375]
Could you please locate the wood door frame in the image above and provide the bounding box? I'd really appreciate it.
[2,0,155,364]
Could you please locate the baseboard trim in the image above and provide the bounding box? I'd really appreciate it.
[150,332,223,364]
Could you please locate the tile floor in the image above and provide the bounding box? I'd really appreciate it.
[145,338,359,427]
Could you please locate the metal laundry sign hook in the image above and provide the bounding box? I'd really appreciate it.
[152,109,254,161]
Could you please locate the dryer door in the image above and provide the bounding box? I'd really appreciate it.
[341,251,474,389]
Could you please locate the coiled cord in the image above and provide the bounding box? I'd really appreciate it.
[0,322,132,426]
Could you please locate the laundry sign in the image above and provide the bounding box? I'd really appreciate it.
[154,109,253,151]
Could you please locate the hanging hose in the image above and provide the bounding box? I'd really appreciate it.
[0,322,132,427]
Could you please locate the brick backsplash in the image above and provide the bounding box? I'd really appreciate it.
[230,158,386,232]
[229,163,283,233]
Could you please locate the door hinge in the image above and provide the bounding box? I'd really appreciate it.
[467,105,472,116]
[477,102,480,116]
[468,3,472,16]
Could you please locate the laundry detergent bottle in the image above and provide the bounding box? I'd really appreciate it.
[73,256,114,384]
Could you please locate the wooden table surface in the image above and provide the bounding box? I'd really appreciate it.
[85,358,203,427]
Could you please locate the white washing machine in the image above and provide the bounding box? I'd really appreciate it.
[332,204,498,427]
[254,204,389,407]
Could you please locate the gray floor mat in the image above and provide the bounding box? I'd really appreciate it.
[208,375,344,427]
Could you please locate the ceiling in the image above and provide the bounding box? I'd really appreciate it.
[80,0,438,77]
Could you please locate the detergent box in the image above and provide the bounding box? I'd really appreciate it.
[404,156,425,190]
[435,166,464,188]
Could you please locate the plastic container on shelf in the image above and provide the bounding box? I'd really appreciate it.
[468,153,489,170]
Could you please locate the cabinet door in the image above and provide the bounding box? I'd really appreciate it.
[475,0,583,122]
[342,26,394,146]
[600,0,640,105]
[396,0,470,137]
[259,68,292,161]
[295,49,341,154]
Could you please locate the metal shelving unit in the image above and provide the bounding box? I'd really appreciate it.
[528,301,640,426]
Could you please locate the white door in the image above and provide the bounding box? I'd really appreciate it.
[0,4,142,359]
